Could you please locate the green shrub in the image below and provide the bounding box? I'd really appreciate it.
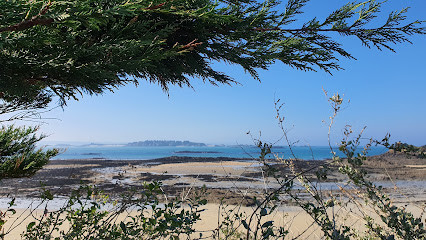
[22,182,206,240]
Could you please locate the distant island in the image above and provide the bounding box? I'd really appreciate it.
[126,140,206,147]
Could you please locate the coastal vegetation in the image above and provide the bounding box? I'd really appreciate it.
[388,142,426,158]
[0,0,425,239]
[0,126,58,179]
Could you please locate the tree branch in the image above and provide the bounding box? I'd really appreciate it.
[145,2,167,10]
[0,18,54,33]
[0,1,53,33]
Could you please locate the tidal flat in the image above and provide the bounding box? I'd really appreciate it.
[1,153,425,205]
[0,153,425,239]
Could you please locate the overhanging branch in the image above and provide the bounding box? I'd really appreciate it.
[0,1,53,33]
[0,18,54,33]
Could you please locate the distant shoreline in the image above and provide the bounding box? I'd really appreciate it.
[50,145,389,161]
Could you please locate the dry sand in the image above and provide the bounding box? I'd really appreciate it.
[1,202,424,239]
[0,153,425,239]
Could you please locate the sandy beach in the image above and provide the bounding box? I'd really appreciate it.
[1,153,424,202]
[0,152,425,238]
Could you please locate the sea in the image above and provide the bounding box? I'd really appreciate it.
[50,145,388,161]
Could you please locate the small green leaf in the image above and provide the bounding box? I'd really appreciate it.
[7,209,16,214]
[120,221,127,233]
[27,221,36,231]
[41,189,54,200]
[242,220,249,230]
[262,221,273,228]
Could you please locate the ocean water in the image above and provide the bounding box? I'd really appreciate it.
[50,145,387,161]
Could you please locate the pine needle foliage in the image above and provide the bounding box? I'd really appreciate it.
[0,125,58,179]
[1,0,424,106]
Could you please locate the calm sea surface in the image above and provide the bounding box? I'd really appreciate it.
[51,146,387,160]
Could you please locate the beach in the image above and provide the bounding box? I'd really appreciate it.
[0,152,425,238]
[1,152,425,201]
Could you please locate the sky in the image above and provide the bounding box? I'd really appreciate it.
[26,0,426,146]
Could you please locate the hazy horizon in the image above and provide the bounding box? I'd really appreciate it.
[39,139,398,149]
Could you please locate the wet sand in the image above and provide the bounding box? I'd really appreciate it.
[0,153,425,238]
[0,153,424,204]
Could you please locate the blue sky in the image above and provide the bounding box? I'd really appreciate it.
[36,0,426,146]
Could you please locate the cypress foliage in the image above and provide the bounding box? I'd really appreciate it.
[0,126,58,179]
[0,0,424,106]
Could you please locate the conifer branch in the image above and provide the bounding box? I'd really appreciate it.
[0,1,53,33]
[0,0,424,106]
[0,18,54,33]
